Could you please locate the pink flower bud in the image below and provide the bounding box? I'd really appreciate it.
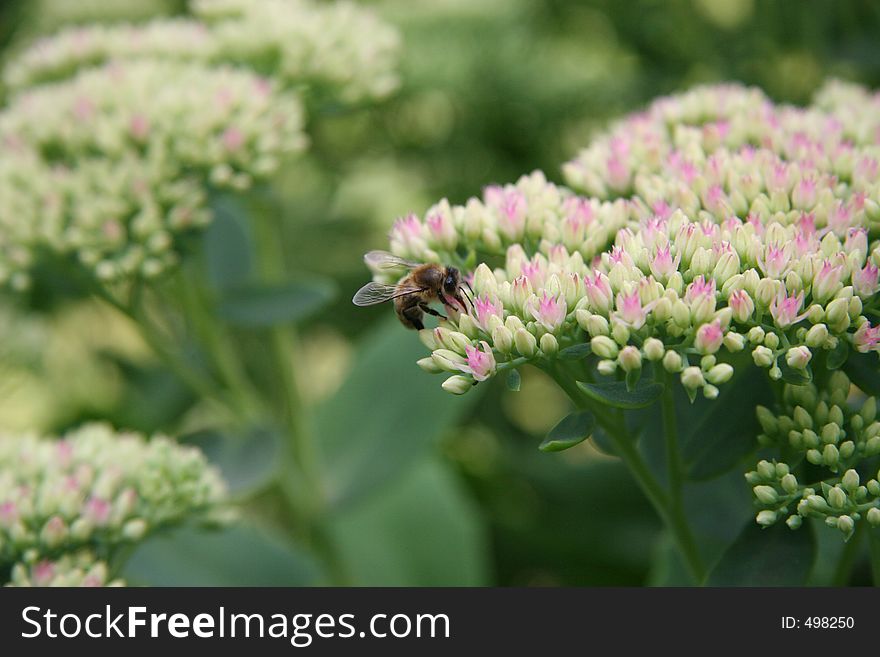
[613,288,648,329]
[685,276,717,323]
[584,270,613,314]
[485,185,527,241]
[473,294,504,333]
[727,289,755,323]
[694,320,724,354]
[528,292,567,333]
[853,262,880,299]
[456,341,496,382]
[854,322,880,353]
[769,291,805,328]
[425,203,458,250]
[649,244,680,280]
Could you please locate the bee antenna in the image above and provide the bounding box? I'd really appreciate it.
[459,284,475,314]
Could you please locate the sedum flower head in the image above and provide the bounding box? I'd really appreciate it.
[0,423,228,579]
[5,0,401,103]
[6,550,123,587]
[0,60,304,287]
[192,0,401,102]
[366,82,880,403]
[746,373,880,538]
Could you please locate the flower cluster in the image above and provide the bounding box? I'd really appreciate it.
[0,0,400,290]
[562,82,880,225]
[0,423,228,585]
[4,0,401,102]
[383,176,877,402]
[193,0,401,102]
[368,83,880,406]
[746,373,880,538]
[6,550,121,587]
[0,60,304,287]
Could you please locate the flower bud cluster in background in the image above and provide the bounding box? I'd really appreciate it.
[0,423,228,586]
[746,374,880,537]
[0,0,400,289]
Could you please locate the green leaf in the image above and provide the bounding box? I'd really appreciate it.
[540,410,594,452]
[183,427,282,496]
[558,343,591,360]
[844,351,880,396]
[122,524,320,586]
[217,277,337,327]
[203,194,253,292]
[577,380,663,409]
[779,362,812,385]
[589,425,619,456]
[707,522,815,586]
[506,368,521,392]
[316,319,483,510]
[679,365,770,480]
[826,340,849,370]
[329,457,488,585]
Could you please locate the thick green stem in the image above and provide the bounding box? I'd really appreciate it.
[92,285,231,411]
[175,272,264,421]
[832,522,865,586]
[658,368,685,523]
[251,193,347,584]
[543,362,707,584]
[869,530,880,587]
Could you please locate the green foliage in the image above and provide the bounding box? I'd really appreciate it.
[577,380,664,410]
[123,525,320,586]
[315,320,484,510]
[541,411,594,452]
[329,457,488,586]
[707,523,815,587]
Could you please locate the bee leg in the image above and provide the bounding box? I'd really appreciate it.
[419,303,447,320]
[402,305,425,330]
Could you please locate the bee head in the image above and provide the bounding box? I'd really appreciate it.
[443,266,459,293]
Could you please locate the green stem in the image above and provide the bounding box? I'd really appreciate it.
[251,191,347,584]
[832,522,865,586]
[174,271,264,420]
[542,362,707,584]
[658,368,685,518]
[870,530,880,587]
[91,285,229,410]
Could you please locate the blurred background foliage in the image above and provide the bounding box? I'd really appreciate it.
[2,0,880,586]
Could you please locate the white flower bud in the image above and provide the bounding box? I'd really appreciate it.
[643,338,665,361]
[591,335,619,359]
[442,375,473,395]
[680,366,705,389]
[514,328,537,358]
[618,345,642,372]
[785,346,812,370]
[705,363,734,385]
[662,350,683,373]
[539,333,559,356]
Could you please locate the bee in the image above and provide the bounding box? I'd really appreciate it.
[352,250,474,330]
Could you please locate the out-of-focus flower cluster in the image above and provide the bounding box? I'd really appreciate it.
[0,423,228,586]
[6,550,121,587]
[746,373,880,538]
[0,60,304,287]
[0,0,400,289]
[5,0,401,102]
[371,83,880,406]
[193,0,401,102]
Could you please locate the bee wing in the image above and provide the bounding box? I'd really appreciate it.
[364,250,422,270]
[352,281,425,306]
